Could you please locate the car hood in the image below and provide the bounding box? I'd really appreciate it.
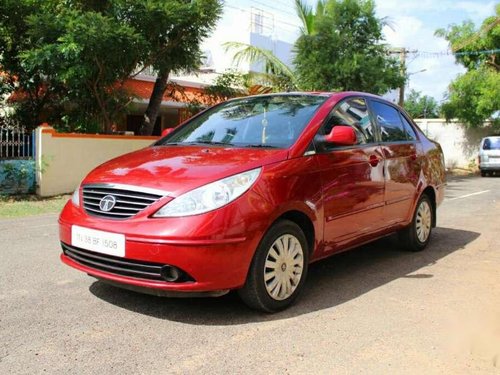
[83,145,288,197]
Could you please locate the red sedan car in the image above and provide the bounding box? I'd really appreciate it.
[59,92,445,312]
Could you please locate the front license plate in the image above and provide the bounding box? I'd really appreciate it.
[71,225,125,257]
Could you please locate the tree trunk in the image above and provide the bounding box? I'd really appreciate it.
[139,70,170,135]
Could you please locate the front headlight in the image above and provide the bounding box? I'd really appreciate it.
[153,168,261,217]
[71,184,80,207]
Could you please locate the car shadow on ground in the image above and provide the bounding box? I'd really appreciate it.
[90,227,479,325]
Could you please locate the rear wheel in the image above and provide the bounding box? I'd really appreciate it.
[238,220,309,312]
[399,194,433,252]
[481,170,488,177]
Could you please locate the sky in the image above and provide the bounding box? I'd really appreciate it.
[202,0,498,101]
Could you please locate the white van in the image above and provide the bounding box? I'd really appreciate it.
[479,136,500,176]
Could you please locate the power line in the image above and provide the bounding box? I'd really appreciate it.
[455,48,500,55]
[273,0,295,9]
[450,17,500,52]
[415,48,500,57]
[224,6,500,59]
[250,6,302,29]
[225,4,301,31]
[251,0,297,18]
[395,48,500,59]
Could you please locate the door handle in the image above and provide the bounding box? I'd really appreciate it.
[369,154,380,167]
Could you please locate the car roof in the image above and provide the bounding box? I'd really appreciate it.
[227,91,386,101]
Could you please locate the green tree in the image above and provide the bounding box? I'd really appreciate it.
[0,0,222,134]
[294,0,404,93]
[294,0,326,36]
[224,0,326,88]
[0,0,59,130]
[0,71,11,125]
[204,71,246,102]
[436,4,500,127]
[116,0,222,135]
[202,70,277,102]
[226,0,403,95]
[441,67,499,126]
[24,2,144,133]
[223,42,297,91]
[404,89,440,118]
[0,0,144,132]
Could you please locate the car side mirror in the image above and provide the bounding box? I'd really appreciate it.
[161,128,174,137]
[325,125,357,146]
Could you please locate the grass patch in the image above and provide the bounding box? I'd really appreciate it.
[0,194,70,219]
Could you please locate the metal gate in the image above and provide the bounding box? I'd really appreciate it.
[0,126,34,160]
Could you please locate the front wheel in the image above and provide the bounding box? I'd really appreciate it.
[399,194,433,252]
[238,220,309,313]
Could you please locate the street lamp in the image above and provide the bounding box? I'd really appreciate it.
[400,68,427,107]
[408,68,427,76]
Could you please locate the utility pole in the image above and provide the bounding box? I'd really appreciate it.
[388,48,417,107]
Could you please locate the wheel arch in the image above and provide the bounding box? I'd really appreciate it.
[274,210,316,255]
[420,185,437,228]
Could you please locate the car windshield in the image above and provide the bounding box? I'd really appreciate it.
[483,137,500,150]
[156,95,327,148]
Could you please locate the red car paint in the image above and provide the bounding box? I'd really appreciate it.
[59,92,445,296]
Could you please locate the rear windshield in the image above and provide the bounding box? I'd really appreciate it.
[156,95,327,149]
[483,138,500,150]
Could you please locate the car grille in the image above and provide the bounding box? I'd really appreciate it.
[82,185,164,219]
[62,242,168,281]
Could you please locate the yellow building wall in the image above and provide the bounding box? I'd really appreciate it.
[35,126,158,197]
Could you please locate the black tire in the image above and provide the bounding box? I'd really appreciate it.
[238,220,309,313]
[399,194,433,252]
[481,170,488,177]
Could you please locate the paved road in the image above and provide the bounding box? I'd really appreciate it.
[1,176,499,374]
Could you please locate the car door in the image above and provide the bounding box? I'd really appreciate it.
[314,97,386,251]
[368,99,421,225]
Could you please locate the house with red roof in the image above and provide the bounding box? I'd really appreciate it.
[116,68,220,136]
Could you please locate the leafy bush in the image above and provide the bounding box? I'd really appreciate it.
[0,160,35,195]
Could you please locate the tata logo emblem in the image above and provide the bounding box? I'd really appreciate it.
[99,195,116,212]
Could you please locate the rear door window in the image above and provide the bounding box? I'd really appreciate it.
[371,101,409,142]
[401,115,417,141]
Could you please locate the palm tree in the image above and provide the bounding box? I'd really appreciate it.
[224,0,329,90]
[294,0,326,36]
[222,41,297,91]
[224,0,393,92]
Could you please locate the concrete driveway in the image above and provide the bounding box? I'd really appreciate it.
[1,176,499,374]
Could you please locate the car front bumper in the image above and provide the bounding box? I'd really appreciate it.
[59,195,268,294]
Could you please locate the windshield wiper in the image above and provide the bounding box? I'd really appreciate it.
[160,141,234,147]
[244,144,278,148]
[161,142,277,148]
[185,141,235,146]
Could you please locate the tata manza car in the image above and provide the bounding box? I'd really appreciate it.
[59,92,446,312]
